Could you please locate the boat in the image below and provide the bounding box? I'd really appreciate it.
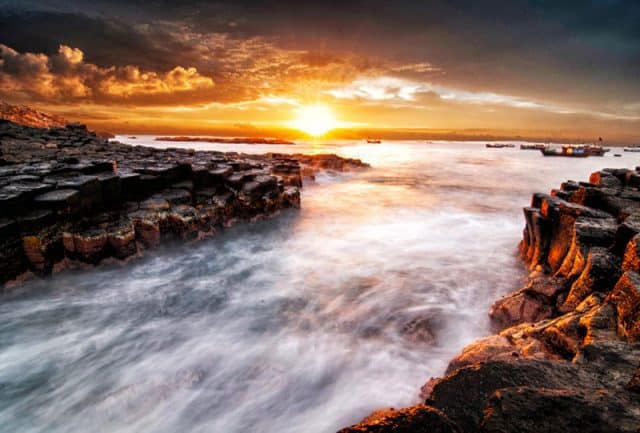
[366,139,381,144]
[614,154,622,157]
[486,143,515,148]
[539,144,607,157]
[586,145,608,156]
[624,146,640,152]
[520,144,546,150]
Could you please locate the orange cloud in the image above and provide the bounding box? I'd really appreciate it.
[0,44,214,103]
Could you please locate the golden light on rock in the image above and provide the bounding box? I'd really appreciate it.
[291,104,337,137]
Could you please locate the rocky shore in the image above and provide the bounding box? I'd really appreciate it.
[340,168,640,432]
[0,119,368,289]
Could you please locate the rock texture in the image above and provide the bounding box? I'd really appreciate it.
[341,167,640,433]
[0,101,67,128]
[0,119,369,288]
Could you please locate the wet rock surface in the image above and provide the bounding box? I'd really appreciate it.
[0,120,369,288]
[341,167,640,433]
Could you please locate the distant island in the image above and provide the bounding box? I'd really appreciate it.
[155,136,296,145]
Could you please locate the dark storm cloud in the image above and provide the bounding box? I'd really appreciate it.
[0,9,201,71]
[1,0,639,111]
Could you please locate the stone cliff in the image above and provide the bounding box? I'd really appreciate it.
[0,119,368,288]
[340,167,640,433]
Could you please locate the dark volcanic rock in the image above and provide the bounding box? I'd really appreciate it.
[338,405,461,433]
[609,271,640,342]
[1,119,368,287]
[482,386,638,433]
[426,360,593,432]
[33,189,80,215]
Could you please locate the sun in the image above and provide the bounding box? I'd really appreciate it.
[291,104,337,137]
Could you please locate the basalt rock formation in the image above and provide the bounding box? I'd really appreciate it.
[0,101,68,129]
[0,119,369,289]
[341,167,640,433]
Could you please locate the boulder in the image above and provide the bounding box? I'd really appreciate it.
[482,386,638,433]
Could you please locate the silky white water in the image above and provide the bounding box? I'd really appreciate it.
[2,140,639,433]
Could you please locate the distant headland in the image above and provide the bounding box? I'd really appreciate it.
[155,136,295,145]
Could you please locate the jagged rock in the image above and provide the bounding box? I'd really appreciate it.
[520,207,550,267]
[489,276,565,328]
[489,290,554,328]
[482,386,638,433]
[555,216,617,279]
[609,271,640,342]
[561,248,620,312]
[443,334,553,375]
[425,360,597,433]
[622,233,640,272]
[575,340,640,388]
[589,170,623,189]
[337,405,461,433]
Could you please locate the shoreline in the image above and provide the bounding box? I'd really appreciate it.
[3,117,639,432]
[0,120,369,290]
[339,167,640,432]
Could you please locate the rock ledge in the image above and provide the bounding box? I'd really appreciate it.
[0,120,369,288]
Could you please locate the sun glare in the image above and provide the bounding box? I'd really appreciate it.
[291,104,337,137]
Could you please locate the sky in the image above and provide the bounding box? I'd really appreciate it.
[0,0,639,142]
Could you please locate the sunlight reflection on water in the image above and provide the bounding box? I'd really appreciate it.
[2,139,640,432]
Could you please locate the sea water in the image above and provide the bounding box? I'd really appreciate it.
[2,140,639,432]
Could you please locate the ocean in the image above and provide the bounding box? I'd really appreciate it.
[2,139,639,432]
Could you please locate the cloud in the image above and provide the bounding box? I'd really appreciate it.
[389,62,442,74]
[0,34,380,107]
[325,77,430,102]
[325,74,640,121]
[0,43,214,104]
